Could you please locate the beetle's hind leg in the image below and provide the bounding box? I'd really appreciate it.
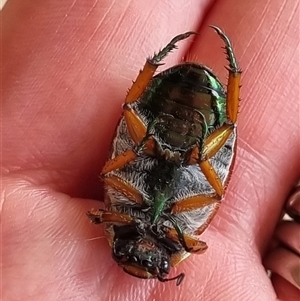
[186,27,241,196]
[210,25,241,123]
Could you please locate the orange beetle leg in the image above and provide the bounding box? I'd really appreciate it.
[210,26,241,123]
[170,251,191,267]
[101,149,137,175]
[104,175,144,205]
[125,61,158,104]
[188,147,224,197]
[123,106,156,156]
[125,31,198,104]
[203,124,234,159]
[171,194,220,213]
[165,228,208,254]
[86,209,134,225]
[226,72,241,123]
[123,106,148,145]
[171,194,220,235]
[122,265,153,279]
[199,160,224,197]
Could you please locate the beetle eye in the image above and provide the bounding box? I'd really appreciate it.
[161,258,170,272]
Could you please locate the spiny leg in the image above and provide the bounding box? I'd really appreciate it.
[101,139,156,175]
[171,194,220,214]
[91,176,144,222]
[125,31,198,104]
[105,32,199,174]
[187,27,241,196]
[210,25,241,123]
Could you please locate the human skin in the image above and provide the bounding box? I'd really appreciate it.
[2,0,299,300]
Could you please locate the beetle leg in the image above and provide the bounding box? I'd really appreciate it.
[104,175,144,205]
[165,227,208,253]
[189,147,224,197]
[171,194,220,214]
[122,265,185,286]
[202,124,234,159]
[123,105,147,145]
[107,32,199,174]
[87,209,134,225]
[199,160,224,196]
[171,194,221,235]
[170,251,191,267]
[103,105,157,175]
[102,149,137,175]
[210,25,241,123]
[188,123,236,196]
[125,31,198,105]
[101,140,156,175]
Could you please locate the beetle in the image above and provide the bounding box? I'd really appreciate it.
[87,26,241,285]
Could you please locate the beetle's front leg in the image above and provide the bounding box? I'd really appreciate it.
[125,31,198,105]
[87,209,134,225]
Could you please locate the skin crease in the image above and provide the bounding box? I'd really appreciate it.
[2,0,299,300]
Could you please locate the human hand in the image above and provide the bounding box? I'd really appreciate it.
[2,0,299,300]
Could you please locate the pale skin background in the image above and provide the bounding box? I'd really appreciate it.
[2,0,300,300]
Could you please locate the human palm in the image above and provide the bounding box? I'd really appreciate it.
[2,0,299,300]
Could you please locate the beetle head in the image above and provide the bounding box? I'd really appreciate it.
[112,225,184,285]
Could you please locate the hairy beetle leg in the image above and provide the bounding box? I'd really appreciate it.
[101,140,156,175]
[113,32,199,173]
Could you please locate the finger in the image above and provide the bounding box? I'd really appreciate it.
[271,274,300,301]
[264,184,300,296]
[2,1,211,301]
[187,0,300,253]
[2,0,211,194]
[264,248,300,289]
[275,221,300,256]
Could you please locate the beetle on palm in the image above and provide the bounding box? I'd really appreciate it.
[87,26,241,284]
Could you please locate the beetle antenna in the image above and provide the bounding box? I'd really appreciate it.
[158,272,185,286]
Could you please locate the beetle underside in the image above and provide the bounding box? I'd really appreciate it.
[87,26,241,284]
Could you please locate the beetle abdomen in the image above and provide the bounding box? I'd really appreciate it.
[138,63,226,151]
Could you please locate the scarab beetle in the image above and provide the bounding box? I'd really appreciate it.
[87,26,241,285]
